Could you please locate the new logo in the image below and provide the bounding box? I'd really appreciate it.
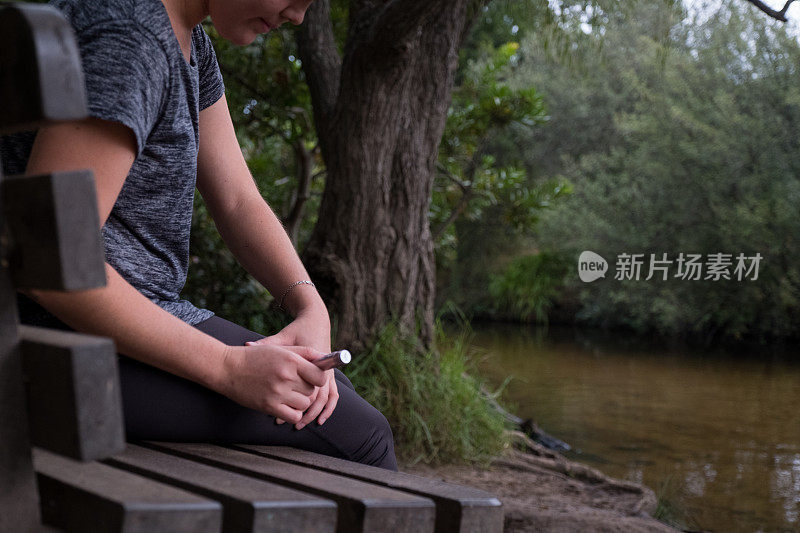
[578,251,608,282]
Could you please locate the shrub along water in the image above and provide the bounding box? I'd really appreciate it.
[345,318,510,465]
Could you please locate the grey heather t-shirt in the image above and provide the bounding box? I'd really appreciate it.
[1,0,224,325]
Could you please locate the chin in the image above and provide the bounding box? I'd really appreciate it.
[217,25,258,46]
[231,33,257,46]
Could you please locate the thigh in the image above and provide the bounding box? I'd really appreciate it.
[120,315,393,466]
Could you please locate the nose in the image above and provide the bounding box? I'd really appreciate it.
[281,4,306,25]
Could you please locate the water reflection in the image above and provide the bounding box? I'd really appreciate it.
[467,323,800,532]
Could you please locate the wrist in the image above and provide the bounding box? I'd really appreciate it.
[296,299,330,322]
[284,285,328,319]
[211,345,242,396]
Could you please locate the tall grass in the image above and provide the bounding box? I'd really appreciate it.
[652,472,701,531]
[345,317,510,465]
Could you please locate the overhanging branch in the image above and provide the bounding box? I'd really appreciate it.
[744,0,795,21]
[296,0,342,122]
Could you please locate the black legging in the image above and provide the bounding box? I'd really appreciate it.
[17,293,397,471]
[118,315,398,471]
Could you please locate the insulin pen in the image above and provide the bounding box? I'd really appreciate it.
[314,349,352,370]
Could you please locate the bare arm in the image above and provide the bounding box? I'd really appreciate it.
[196,95,328,321]
[22,118,325,422]
[23,119,228,388]
[197,96,338,428]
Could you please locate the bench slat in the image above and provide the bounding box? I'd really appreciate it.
[2,171,106,290]
[19,326,125,461]
[103,443,337,533]
[0,272,41,532]
[233,445,504,533]
[33,447,222,533]
[143,441,436,533]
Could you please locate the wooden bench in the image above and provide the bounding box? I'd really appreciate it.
[0,4,504,532]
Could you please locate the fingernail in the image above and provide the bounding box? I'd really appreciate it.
[296,423,305,430]
[318,417,326,425]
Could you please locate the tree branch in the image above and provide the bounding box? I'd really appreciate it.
[436,163,470,193]
[220,65,282,109]
[744,0,795,21]
[283,139,315,245]
[242,107,290,142]
[461,0,494,44]
[432,188,474,242]
[296,0,342,124]
[220,66,295,142]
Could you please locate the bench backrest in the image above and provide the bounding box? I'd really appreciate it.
[0,4,124,531]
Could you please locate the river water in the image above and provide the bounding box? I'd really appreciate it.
[467,322,800,533]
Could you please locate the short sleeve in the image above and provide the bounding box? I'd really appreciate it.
[76,22,169,156]
[193,25,225,111]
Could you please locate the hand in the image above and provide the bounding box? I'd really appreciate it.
[250,306,331,353]
[218,344,327,424]
[246,307,339,428]
[294,368,338,429]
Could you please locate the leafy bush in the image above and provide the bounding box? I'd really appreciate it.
[345,318,510,465]
[489,251,570,322]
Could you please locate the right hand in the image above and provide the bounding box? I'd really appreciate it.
[217,344,327,424]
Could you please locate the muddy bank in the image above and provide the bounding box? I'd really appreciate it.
[401,432,679,532]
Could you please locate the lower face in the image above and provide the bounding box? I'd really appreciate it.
[208,0,286,46]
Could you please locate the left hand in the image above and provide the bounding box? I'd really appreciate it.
[245,309,339,429]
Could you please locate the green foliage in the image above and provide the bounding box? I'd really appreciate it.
[461,0,554,62]
[489,251,570,323]
[345,319,510,465]
[185,24,327,328]
[433,37,571,318]
[523,0,800,341]
[436,40,557,237]
[205,22,323,239]
[184,196,290,334]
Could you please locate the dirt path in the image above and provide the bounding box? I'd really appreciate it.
[401,432,680,532]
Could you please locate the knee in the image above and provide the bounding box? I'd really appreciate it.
[355,410,398,471]
[374,412,395,449]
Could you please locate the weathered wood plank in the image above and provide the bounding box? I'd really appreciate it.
[33,447,223,533]
[0,4,90,530]
[0,260,41,532]
[2,171,106,290]
[0,4,86,134]
[19,326,124,461]
[234,445,504,533]
[103,443,337,533]
[143,442,436,533]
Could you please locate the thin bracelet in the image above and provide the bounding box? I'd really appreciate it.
[278,280,315,313]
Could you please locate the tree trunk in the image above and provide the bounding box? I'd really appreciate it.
[297,0,484,351]
[282,139,314,247]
